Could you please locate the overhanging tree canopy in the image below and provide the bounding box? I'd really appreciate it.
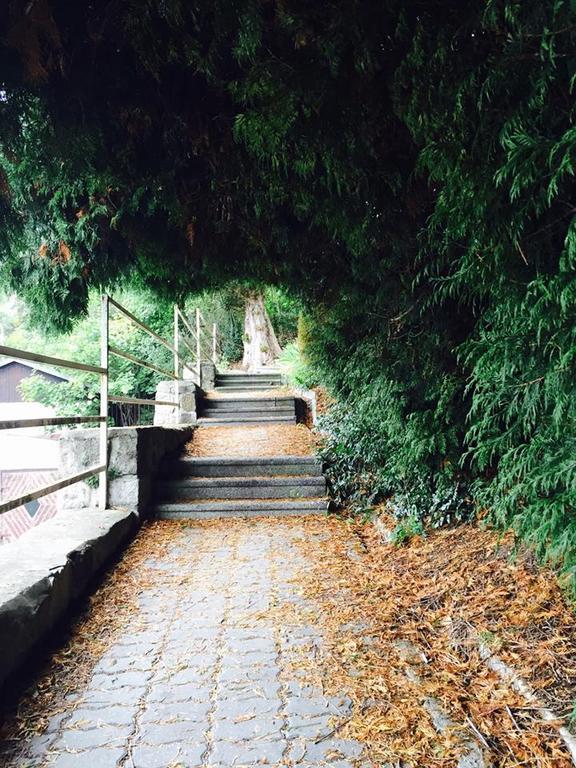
[0,0,416,327]
[2,0,576,588]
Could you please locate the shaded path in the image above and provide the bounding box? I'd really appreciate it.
[3,515,574,767]
[2,519,365,768]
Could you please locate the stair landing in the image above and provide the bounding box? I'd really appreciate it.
[187,423,317,458]
[198,370,294,427]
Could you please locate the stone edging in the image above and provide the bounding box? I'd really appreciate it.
[0,508,138,691]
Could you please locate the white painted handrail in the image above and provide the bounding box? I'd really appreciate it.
[0,345,106,374]
[174,306,219,376]
[0,295,208,515]
[0,466,106,516]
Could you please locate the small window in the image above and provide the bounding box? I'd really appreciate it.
[25,499,40,518]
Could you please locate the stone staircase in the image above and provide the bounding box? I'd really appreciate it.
[197,396,296,427]
[153,370,327,520]
[153,456,327,519]
[214,370,284,392]
[198,370,295,426]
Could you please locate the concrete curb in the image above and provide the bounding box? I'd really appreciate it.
[0,508,138,691]
[474,630,576,765]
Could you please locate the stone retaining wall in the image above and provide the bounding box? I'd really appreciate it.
[0,368,210,694]
[59,425,194,513]
[0,422,194,693]
[0,508,138,691]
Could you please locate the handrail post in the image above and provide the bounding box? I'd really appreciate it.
[174,305,180,422]
[98,295,109,510]
[212,323,217,365]
[195,307,201,381]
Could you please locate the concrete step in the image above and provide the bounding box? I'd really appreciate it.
[157,476,326,500]
[200,408,295,420]
[216,373,282,380]
[197,415,296,426]
[216,373,283,381]
[153,498,328,520]
[216,376,282,381]
[214,384,283,391]
[164,456,323,478]
[201,397,295,411]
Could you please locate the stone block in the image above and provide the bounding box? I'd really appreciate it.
[58,425,193,515]
[60,478,97,510]
[154,379,199,425]
[200,362,216,390]
[180,391,196,413]
[108,475,141,511]
[60,428,100,473]
[293,387,318,424]
[109,428,138,475]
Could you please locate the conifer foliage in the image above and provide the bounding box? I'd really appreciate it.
[1,1,576,587]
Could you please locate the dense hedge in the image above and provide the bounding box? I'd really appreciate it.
[1,1,576,588]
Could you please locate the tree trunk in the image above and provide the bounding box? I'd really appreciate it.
[242,293,282,371]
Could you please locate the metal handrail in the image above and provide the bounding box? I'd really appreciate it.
[0,296,217,517]
[180,327,211,359]
[175,328,197,361]
[175,306,198,342]
[175,306,216,366]
[101,296,190,506]
[108,395,180,407]
[0,416,104,430]
[174,306,219,378]
[108,297,181,359]
[0,345,106,374]
[0,340,109,514]
[108,344,178,381]
[0,465,106,516]
[198,322,212,338]
[99,295,108,509]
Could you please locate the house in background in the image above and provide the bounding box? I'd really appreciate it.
[0,358,69,402]
[0,358,69,543]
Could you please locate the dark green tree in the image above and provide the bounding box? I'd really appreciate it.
[2,0,576,589]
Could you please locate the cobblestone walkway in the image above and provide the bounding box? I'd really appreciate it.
[8,521,366,768]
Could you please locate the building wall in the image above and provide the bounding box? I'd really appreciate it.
[0,362,66,403]
[0,470,59,543]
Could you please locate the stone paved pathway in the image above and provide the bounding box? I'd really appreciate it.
[9,520,366,768]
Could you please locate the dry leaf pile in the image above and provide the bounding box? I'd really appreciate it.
[269,514,576,767]
[313,385,335,416]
